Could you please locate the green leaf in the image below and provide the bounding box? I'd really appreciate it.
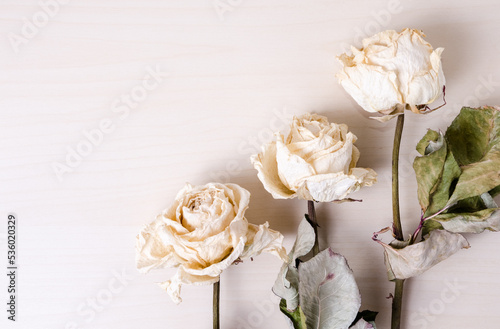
[446,107,500,205]
[450,194,489,213]
[490,185,500,198]
[413,130,463,216]
[413,130,448,212]
[432,206,500,233]
[298,248,361,329]
[416,129,441,155]
[446,107,499,165]
[426,150,462,216]
[423,193,500,234]
[280,299,307,329]
[413,107,500,235]
[421,219,444,237]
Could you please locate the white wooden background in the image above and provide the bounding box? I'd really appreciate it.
[1,1,500,328]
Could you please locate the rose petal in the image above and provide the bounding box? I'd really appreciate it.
[297,168,377,202]
[241,222,288,261]
[338,63,402,113]
[287,133,335,161]
[221,183,250,219]
[309,131,355,175]
[158,266,221,305]
[251,141,296,199]
[182,237,246,277]
[158,236,247,304]
[136,218,184,273]
[370,106,404,122]
[288,113,331,143]
[406,48,445,109]
[275,133,316,190]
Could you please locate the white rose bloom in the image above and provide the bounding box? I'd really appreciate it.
[337,28,445,122]
[136,183,287,304]
[251,113,376,202]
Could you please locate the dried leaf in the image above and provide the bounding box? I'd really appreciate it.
[299,248,361,329]
[413,130,448,213]
[378,230,469,280]
[413,107,500,235]
[273,218,315,311]
[446,107,500,205]
[428,206,500,233]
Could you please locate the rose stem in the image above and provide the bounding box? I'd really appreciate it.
[392,280,405,329]
[391,113,405,329]
[308,200,320,256]
[213,279,220,329]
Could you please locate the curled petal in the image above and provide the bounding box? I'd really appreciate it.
[242,222,288,261]
[182,237,246,278]
[250,141,296,199]
[338,64,402,113]
[288,113,331,143]
[158,267,221,305]
[406,49,445,111]
[136,218,185,273]
[370,105,404,122]
[158,237,247,304]
[297,168,377,202]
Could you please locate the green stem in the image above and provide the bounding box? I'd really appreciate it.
[308,200,320,256]
[213,279,220,329]
[391,113,405,329]
[392,113,405,241]
[392,279,405,329]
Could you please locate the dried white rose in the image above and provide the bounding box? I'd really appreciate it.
[136,182,287,304]
[337,28,445,122]
[251,113,376,202]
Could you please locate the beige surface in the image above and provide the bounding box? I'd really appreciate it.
[1,1,500,328]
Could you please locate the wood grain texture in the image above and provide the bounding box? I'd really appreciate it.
[1,0,500,328]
